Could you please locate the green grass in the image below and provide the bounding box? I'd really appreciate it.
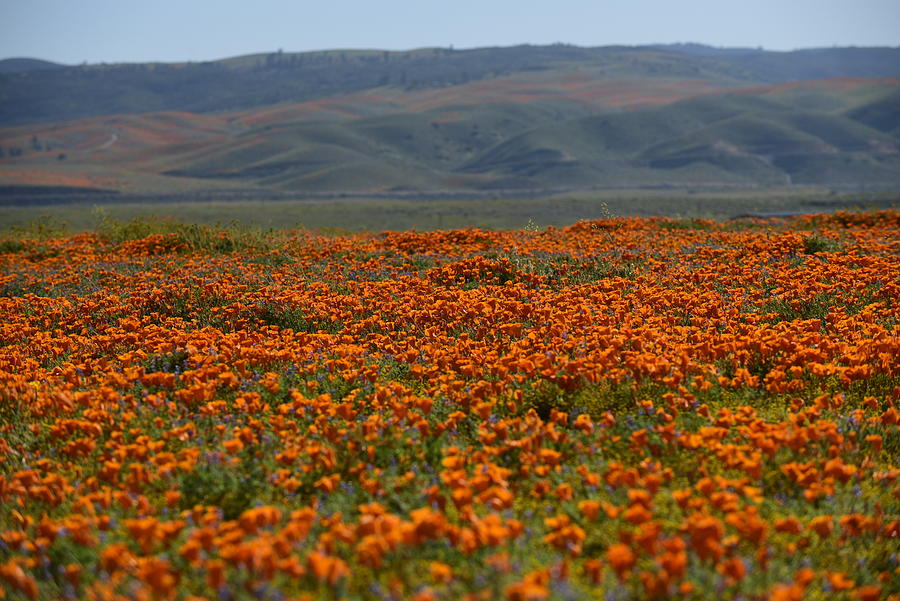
[89,208,287,252]
[1,189,897,233]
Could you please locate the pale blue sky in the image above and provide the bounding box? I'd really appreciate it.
[2,0,899,64]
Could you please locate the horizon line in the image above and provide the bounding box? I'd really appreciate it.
[4,40,900,68]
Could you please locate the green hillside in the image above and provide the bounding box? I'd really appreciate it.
[846,92,900,136]
[1,44,899,196]
[3,44,900,126]
[0,58,66,74]
[452,86,900,189]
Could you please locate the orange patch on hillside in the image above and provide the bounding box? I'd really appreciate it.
[235,94,393,127]
[395,77,723,113]
[1,111,234,158]
[719,77,900,98]
[567,79,718,107]
[225,76,729,127]
[432,111,463,123]
[0,168,119,189]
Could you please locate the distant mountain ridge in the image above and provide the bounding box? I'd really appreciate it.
[1,43,899,196]
[0,57,66,75]
[3,44,900,126]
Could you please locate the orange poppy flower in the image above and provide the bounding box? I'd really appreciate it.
[825,571,855,591]
[606,543,636,580]
[306,551,350,585]
[430,561,453,583]
[808,516,833,538]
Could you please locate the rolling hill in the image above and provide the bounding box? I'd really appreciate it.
[1,44,899,197]
[0,57,66,75]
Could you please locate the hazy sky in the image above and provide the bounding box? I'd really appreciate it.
[2,0,899,64]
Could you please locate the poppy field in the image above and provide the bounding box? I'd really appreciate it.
[0,210,898,601]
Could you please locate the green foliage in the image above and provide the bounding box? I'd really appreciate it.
[10,215,71,239]
[178,453,264,520]
[569,257,642,282]
[0,396,38,465]
[3,191,899,233]
[0,238,26,254]
[519,379,644,420]
[143,350,191,373]
[802,233,843,254]
[0,216,70,254]
[246,252,296,266]
[658,218,714,230]
[255,302,343,333]
[500,250,642,286]
[92,207,176,242]
[759,293,836,323]
[93,208,285,253]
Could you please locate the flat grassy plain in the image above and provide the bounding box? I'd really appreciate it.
[0,208,898,600]
[2,188,899,232]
